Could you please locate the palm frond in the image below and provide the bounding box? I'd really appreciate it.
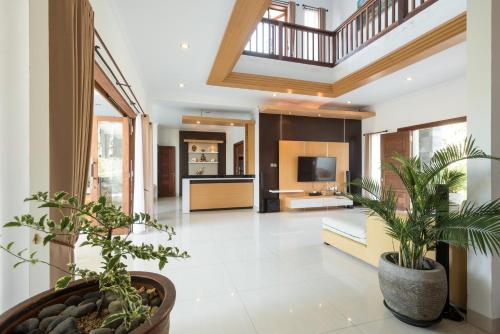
[436,199,500,255]
[422,136,495,186]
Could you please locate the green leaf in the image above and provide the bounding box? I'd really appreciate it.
[13,261,25,269]
[60,217,70,230]
[43,234,56,246]
[39,202,60,208]
[55,276,72,290]
[6,241,14,250]
[4,221,21,228]
[107,253,122,270]
[54,191,67,201]
[102,312,126,327]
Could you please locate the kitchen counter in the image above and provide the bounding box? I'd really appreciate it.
[182,176,255,213]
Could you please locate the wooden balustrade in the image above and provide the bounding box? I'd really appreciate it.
[243,0,438,67]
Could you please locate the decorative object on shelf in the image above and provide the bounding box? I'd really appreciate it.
[191,157,198,162]
[210,158,216,163]
[195,167,205,175]
[0,192,188,333]
[200,153,207,162]
[352,137,500,327]
[201,148,206,153]
[191,144,197,152]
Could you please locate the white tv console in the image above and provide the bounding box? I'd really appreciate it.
[283,194,353,209]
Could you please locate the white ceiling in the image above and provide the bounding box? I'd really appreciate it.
[107,0,466,127]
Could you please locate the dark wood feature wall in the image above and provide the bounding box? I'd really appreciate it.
[259,114,362,212]
[179,131,226,195]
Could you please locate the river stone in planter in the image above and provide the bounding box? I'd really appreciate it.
[78,297,99,307]
[38,303,66,319]
[12,318,39,334]
[64,295,83,306]
[89,328,114,334]
[73,302,97,317]
[378,252,447,326]
[39,315,58,332]
[108,300,123,314]
[50,317,76,334]
[45,315,68,332]
[27,329,42,334]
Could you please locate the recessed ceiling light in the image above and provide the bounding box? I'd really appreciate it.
[196,120,200,124]
[178,83,184,88]
[318,114,321,117]
[230,123,234,126]
[180,42,189,49]
[346,100,352,104]
[272,93,277,97]
[406,76,413,81]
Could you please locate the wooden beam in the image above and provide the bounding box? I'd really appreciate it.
[207,0,272,84]
[245,124,255,175]
[221,72,335,98]
[94,62,136,119]
[182,115,255,127]
[260,105,376,120]
[330,13,467,97]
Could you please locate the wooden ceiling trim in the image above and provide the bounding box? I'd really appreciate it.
[330,12,466,97]
[260,105,376,120]
[182,115,256,127]
[222,72,335,97]
[207,0,272,85]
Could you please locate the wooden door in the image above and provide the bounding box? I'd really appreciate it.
[381,131,412,210]
[233,141,244,175]
[158,146,176,197]
[89,116,131,214]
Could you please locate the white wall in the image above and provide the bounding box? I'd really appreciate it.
[90,0,148,112]
[362,76,467,134]
[157,127,180,195]
[331,0,357,29]
[0,0,50,312]
[466,0,500,330]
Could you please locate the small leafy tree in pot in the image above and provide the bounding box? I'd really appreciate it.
[1,191,188,331]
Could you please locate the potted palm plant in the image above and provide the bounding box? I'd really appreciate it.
[352,137,500,327]
[0,192,188,334]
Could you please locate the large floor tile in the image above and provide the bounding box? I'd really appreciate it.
[239,281,354,334]
[357,317,474,334]
[170,294,257,334]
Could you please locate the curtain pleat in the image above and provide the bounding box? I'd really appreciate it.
[142,115,154,216]
[49,0,94,286]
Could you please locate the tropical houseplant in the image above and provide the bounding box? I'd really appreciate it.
[0,192,188,334]
[352,137,500,326]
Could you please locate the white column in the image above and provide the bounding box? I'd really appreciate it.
[466,0,500,332]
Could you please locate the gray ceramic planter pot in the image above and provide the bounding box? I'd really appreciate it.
[378,252,447,327]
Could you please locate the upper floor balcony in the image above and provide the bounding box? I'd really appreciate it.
[243,0,439,67]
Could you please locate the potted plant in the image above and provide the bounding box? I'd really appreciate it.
[352,137,500,327]
[0,192,188,334]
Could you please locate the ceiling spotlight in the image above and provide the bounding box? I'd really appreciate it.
[196,121,200,124]
[406,76,413,81]
[273,93,277,97]
[180,42,189,49]
[346,101,352,104]
[178,83,185,88]
[230,123,234,126]
[318,114,321,117]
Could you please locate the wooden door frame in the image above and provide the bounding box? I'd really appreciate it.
[158,145,176,197]
[233,141,244,175]
[90,116,131,214]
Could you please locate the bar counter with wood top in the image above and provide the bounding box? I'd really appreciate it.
[182,175,255,213]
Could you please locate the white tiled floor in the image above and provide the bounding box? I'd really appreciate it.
[76,198,483,334]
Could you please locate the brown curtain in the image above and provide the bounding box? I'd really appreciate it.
[49,0,94,286]
[288,1,296,57]
[142,115,154,215]
[318,8,327,62]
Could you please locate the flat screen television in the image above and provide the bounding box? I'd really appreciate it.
[297,156,337,182]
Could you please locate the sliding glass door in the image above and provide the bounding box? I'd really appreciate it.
[89,116,131,214]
